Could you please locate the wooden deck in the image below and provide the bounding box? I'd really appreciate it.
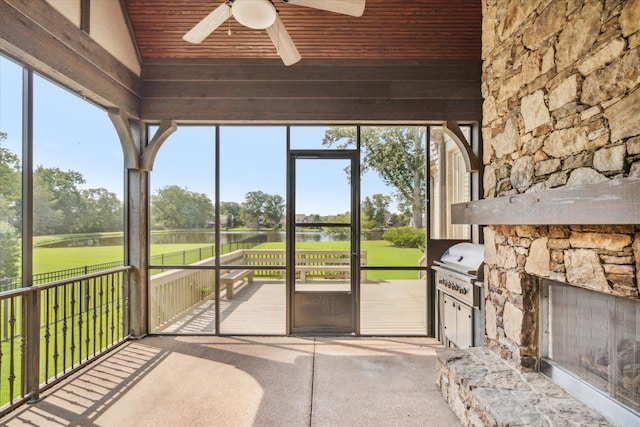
[161,279,427,335]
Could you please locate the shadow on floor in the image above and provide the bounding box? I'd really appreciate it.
[2,336,460,427]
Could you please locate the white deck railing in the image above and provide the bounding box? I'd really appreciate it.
[149,249,367,331]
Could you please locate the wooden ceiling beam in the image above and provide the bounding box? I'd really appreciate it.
[0,0,141,117]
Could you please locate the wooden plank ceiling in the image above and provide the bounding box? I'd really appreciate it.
[124,0,481,61]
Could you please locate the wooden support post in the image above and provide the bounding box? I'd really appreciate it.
[108,113,150,337]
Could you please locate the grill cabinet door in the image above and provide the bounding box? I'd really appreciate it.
[456,302,472,348]
[443,294,457,345]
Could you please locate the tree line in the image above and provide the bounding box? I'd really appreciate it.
[0,132,123,236]
[151,187,285,230]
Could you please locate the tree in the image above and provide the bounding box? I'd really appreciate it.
[242,191,268,229]
[362,193,391,228]
[152,185,214,229]
[34,166,86,234]
[77,188,123,233]
[263,194,284,229]
[362,197,375,223]
[33,178,64,235]
[0,132,21,227]
[323,211,350,240]
[241,191,284,229]
[220,201,242,228]
[371,193,391,227]
[0,221,19,290]
[323,127,426,227]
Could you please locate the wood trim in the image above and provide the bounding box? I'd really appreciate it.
[142,59,482,82]
[143,80,480,100]
[142,98,483,122]
[140,59,482,122]
[0,0,140,117]
[451,178,640,225]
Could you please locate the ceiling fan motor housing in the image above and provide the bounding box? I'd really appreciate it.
[232,0,278,30]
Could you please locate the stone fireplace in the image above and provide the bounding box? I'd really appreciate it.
[540,279,640,415]
[483,224,640,371]
[436,0,640,425]
[482,225,640,423]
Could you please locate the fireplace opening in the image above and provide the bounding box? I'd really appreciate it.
[540,279,640,425]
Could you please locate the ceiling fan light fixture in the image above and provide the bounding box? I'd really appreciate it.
[232,0,277,30]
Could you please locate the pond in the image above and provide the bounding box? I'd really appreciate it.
[38,230,385,248]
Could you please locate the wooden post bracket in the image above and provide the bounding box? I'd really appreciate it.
[108,108,139,170]
[140,120,177,171]
[443,120,479,173]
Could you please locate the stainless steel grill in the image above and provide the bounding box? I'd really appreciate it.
[432,243,484,349]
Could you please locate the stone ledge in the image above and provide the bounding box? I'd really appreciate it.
[436,347,613,426]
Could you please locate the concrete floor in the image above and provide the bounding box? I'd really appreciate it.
[2,337,460,427]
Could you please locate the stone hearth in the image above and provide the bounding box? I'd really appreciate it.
[436,347,612,426]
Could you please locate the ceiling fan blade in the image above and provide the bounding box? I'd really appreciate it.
[266,16,301,66]
[183,3,231,44]
[286,0,365,17]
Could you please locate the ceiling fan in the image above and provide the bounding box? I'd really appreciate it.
[183,0,366,66]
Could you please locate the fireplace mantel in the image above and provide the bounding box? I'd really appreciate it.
[452,178,640,225]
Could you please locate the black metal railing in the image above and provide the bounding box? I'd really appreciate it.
[2,260,124,292]
[0,267,131,416]
[150,234,268,266]
[2,234,268,293]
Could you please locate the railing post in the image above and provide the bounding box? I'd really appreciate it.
[21,67,41,403]
[24,289,41,403]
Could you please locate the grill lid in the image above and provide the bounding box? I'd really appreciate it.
[435,242,484,277]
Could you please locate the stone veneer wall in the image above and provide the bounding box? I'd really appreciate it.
[481,0,640,370]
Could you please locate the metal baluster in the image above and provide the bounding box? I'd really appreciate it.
[109,273,115,345]
[92,276,98,355]
[62,284,68,373]
[116,272,122,339]
[44,288,51,383]
[8,297,16,404]
[84,278,91,359]
[77,280,83,364]
[70,282,76,369]
[98,275,104,349]
[53,287,59,378]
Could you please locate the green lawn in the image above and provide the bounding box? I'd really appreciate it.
[32,244,210,275]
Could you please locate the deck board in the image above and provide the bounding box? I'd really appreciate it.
[162,279,427,335]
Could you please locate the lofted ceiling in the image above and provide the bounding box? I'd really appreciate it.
[123,0,482,62]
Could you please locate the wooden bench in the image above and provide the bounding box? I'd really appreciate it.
[295,250,367,282]
[242,249,367,282]
[220,269,253,299]
[296,265,350,282]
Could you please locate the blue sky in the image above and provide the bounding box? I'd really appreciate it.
[1,55,395,216]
